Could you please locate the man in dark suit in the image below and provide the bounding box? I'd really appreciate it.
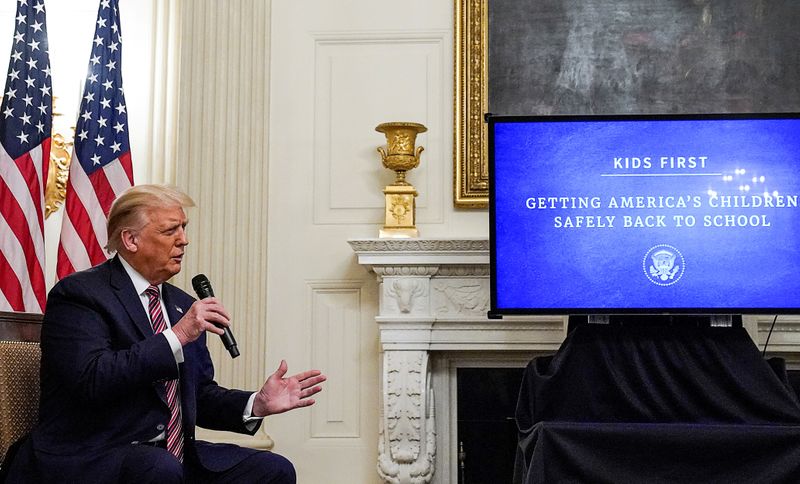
[6,184,325,483]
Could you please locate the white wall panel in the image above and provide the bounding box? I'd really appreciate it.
[313,32,446,225]
[308,280,363,438]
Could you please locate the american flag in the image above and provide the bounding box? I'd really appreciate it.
[0,0,52,313]
[57,0,132,279]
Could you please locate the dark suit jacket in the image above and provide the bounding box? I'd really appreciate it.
[7,256,261,482]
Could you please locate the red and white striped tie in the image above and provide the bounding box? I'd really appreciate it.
[145,285,184,462]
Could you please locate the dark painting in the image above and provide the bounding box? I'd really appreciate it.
[488,0,800,115]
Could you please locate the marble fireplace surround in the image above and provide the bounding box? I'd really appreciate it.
[349,238,566,484]
[349,237,800,484]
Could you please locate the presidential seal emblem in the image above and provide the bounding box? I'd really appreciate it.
[643,244,685,286]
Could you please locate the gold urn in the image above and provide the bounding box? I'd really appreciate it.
[376,122,427,238]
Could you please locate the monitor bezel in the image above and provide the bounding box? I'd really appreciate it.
[487,112,800,316]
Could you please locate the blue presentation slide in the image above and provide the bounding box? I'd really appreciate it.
[492,116,800,312]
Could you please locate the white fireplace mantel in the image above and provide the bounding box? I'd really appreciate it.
[350,238,800,483]
[349,238,566,484]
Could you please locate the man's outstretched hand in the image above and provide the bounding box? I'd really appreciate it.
[252,360,326,417]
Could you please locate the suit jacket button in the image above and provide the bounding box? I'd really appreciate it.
[157,424,165,431]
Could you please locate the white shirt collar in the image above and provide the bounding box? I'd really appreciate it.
[118,255,162,297]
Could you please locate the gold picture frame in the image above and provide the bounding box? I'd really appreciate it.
[453,0,800,210]
[454,0,488,208]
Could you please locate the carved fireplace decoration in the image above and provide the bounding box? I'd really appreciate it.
[378,350,436,483]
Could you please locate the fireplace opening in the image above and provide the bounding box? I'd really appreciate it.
[456,367,525,483]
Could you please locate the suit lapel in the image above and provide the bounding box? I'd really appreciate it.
[108,256,154,339]
[161,284,189,330]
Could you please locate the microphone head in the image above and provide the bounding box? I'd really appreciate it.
[191,274,215,298]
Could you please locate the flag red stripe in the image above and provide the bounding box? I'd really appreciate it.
[0,176,46,307]
[55,242,76,281]
[0,143,47,263]
[0,248,25,311]
[118,151,133,185]
[12,150,44,234]
[0,176,30,237]
[88,162,118,217]
[62,184,108,266]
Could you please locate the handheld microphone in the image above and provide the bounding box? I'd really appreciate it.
[191,274,240,358]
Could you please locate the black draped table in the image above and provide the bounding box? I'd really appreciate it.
[513,324,800,483]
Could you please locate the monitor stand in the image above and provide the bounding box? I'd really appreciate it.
[588,315,610,325]
[569,314,741,333]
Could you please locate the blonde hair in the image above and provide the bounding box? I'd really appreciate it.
[105,184,195,253]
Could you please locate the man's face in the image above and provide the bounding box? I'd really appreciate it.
[127,205,188,284]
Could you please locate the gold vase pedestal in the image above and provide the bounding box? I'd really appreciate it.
[376,122,427,238]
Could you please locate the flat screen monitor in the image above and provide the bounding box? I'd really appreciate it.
[489,113,800,315]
